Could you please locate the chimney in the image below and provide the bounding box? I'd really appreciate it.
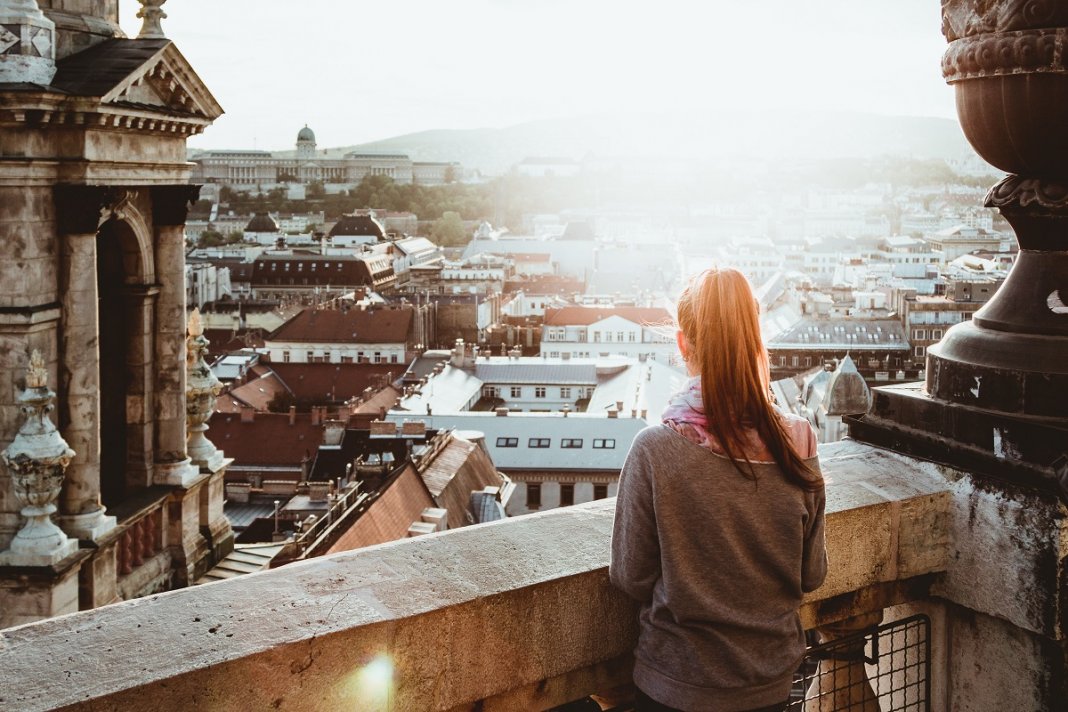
[240,405,254,423]
[616,400,624,412]
[289,405,296,425]
[608,408,618,419]
[311,407,321,426]
[495,407,509,417]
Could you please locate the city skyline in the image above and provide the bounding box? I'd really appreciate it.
[119,1,957,152]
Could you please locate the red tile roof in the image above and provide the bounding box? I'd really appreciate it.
[325,465,434,554]
[269,362,401,403]
[209,411,321,467]
[268,306,413,344]
[543,306,673,327]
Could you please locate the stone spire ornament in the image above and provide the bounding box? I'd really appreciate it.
[0,0,57,84]
[136,0,167,40]
[0,350,79,566]
[186,308,224,470]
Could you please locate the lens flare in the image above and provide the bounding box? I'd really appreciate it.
[341,655,394,710]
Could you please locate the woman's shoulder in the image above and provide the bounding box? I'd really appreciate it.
[779,412,818,459]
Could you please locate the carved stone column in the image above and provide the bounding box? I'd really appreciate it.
[148,186,201,488]
[0,351,79,566]
[136,0,167,39]
[55,185,116,541]
[805,612,883,712]
[150,186,198,475]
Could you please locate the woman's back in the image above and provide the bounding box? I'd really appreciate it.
[610,422,826,711]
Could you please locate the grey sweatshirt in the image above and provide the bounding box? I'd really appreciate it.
[609,424,827,712]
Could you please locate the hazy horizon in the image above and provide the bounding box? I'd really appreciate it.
[118,1,957,153]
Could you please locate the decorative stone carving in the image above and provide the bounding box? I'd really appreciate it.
[0,0,56,84]
[941,27,1063,83]
[186,308,224,470]
[985,175,1068,211]
[927,0,1068,422]
[0,351,79,567]
[136,0,167,40]
[941,0,1068,42]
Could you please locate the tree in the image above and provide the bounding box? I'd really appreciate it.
[430,211,468,247]
[307,181,326,199]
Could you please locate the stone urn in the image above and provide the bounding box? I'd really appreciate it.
[934,1,1068,420]
[0,350,78,566]
[186,308,224,470]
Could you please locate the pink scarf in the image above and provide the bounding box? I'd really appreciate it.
[662,377,814,459]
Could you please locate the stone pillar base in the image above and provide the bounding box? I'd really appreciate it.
[59,509,117,542]
[0,552,87,630]
[153,458,206,488]
[199,459,234,564]
[0,538,79,568]
[167,479,212,588]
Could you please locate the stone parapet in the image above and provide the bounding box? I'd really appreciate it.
[0,440,956,712]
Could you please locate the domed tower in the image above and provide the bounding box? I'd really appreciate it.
[36,0,124,58]
[296,124,316,160]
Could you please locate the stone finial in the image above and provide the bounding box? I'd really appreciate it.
[0,350,79,566]
[136,0,167,40]
[187,305,203,338]
[25,348,47,389]
[186,309,224,470]
[0,0,57,85]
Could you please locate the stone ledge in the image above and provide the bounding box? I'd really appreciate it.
[0,441,955,712]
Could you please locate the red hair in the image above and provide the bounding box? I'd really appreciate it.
[676,268,821,490]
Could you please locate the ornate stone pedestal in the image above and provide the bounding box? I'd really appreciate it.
[848,3,1068,708]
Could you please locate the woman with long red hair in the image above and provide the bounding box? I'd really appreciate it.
[610,267,827,712]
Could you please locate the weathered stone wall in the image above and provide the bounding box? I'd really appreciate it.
[0,441,959,712]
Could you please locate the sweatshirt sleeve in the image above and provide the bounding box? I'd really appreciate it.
[609,434,661,603]
[801,476,828,594]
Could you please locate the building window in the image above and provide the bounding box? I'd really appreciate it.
[306,351,314,361]
[932,329,944,339]
[390,354,399,363]
[282,351,290,363]
[527,482,541,509]
[593,484,608,500]
[914,329,927,340]
[510,386,521,398]
[528,438,550,448]
[560,483,575,507]
[618,331,626,342]
[914,346,926,358]
[496,437,518,447]
[593,439,616,449]
[605,332,613,342]
[593,331,601,342]
[535,387,546,398]
[629,332,636,342]
[791,355,799,367]
[560,387,571,399]
[561,438,583,449]
[483,386,500,399]
[374,352,382,363]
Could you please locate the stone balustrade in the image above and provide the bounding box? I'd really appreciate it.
[0,440,957,712]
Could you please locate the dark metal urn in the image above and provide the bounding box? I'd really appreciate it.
[933,1,1068,421]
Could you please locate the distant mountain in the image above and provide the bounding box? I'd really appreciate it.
[289,111,970,175]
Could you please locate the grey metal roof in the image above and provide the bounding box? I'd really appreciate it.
[474,361,598,385]
[766,318,908,351]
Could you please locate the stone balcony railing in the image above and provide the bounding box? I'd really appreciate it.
[0,439,1022,711]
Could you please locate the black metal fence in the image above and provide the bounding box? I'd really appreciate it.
[559,614,931,712]
[791,614,931,711]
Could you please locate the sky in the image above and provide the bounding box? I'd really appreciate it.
[118,1,957,152]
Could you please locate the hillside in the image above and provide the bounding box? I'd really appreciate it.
[273,111,972,174]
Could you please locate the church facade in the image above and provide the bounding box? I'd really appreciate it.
[0,1,233,627]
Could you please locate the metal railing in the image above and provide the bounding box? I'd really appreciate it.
[794,615,931,711]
